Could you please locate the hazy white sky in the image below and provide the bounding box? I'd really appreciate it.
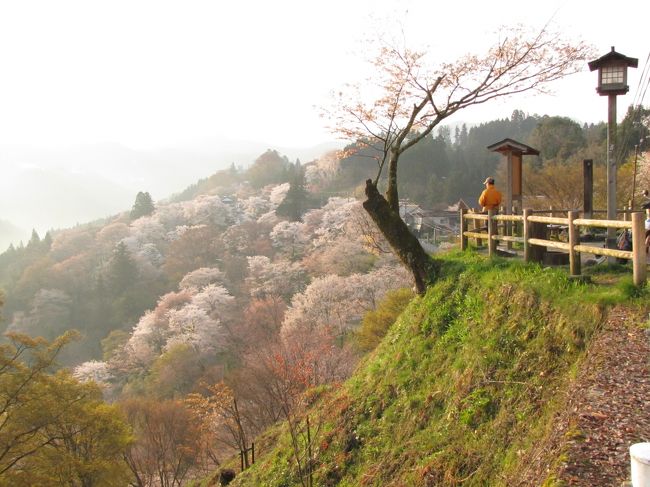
[0,0,648,150]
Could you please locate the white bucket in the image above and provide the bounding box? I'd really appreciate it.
[630,443,650,487]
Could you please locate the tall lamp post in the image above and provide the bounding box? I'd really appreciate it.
[588,47,637,252]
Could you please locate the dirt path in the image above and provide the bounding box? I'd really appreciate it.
[517,307,650,486]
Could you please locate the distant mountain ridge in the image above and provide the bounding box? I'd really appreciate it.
[0,138,341,247]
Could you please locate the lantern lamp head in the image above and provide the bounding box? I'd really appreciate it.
[588,46,638,96]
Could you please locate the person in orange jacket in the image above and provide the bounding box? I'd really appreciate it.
[478,177,502,212]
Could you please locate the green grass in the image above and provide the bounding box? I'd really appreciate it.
[225,251,646,486]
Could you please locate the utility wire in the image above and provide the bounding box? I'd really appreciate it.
[614,51,650,168]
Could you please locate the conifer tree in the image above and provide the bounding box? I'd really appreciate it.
[130,191,155,220]
[107,242,138,297]
[276,161,316,221]
[27,229,40,249]
[41,231,53,250]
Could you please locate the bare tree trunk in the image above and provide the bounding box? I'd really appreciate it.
[363,179,437,294]
[385,150,400,212]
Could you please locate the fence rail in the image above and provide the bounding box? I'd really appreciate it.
[460,209,647,286]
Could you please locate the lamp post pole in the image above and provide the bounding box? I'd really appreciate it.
[588,47,637,256]
[606,93,617,252]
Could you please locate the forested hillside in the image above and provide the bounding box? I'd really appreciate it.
[0,145,413,484]
[1,106,648,485]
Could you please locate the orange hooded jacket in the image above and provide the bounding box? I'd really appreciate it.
[478,185,502,211]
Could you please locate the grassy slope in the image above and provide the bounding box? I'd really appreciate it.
[225,250,645,487]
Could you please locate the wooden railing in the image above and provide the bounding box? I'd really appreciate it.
[460,209,647,286]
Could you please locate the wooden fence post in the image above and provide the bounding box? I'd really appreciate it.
[523,208,531,262]
[632,212,647,286]
[473,211,483,247]
[460,208,468,251]
[488,209,497,256]
[506,206,514,250]
[568,210,581,277]
[583,159,593,219]
[529,217,546,264]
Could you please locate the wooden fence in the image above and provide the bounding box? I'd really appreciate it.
[460,209,647,286]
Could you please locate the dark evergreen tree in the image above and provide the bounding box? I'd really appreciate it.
[130,191,155,220]
[106,242,138,297]
[276,161,317,221]
[458,123,469,147]
[41,232,53,251]
[105,242,150,327]
[527,116,586,162]
[27,229,40,249]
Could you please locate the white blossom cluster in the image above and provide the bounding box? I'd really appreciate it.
[81,180,411,391]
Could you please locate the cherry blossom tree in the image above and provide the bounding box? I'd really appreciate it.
[95,222,130,253]
[270,220,310,261]
[327,27,592,293]
[268,183,290,207]
[310,197,359,247]
[125,216,166,248]
[192,284,234,317]
[73,360,112,386]
[166,304,223,353]
[303,238,375,277]
[181,194,233,227]
[179,267,225,291]
[121,291,192,369]
[256,209,281,227]
[304,151,340,190]
[282,264,410,336]
[221,221,275,257]
[282,275,359,336]
[165,224,206,242]
[245,256,308,301]
[239,195,272,220]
